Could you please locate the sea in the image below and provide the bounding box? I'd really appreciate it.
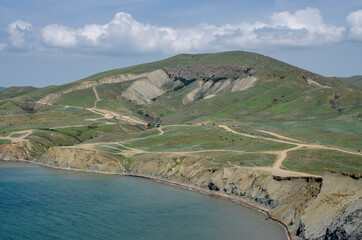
[0,160,288,240]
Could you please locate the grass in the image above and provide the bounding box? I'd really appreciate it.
[19,82,79,101]
[162,76,361,125]
[57,88,96,108]
[77,51,340,87]
[51,123,144,143]
[125,125,294,152]
[283,149,362,175]
[206,152,276,167]
[123,157,132,170]
[0,106,99,133]
[28,130,79,147]
[95,145,122,154]
[243,120,362,151]
[0,87,37,100]
[0,139,11,144]
[0,51,360,178]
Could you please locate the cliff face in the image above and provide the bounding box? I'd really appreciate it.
[1,146,361,240]
[37,147,123,173]
[126,155,361,240]
[0,144,29,161]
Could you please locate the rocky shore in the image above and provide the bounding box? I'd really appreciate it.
[1,144,361,240]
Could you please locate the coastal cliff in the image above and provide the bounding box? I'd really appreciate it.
[1,146,361,240]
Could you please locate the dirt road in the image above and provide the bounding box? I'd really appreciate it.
[0,130,33,142]
[218,124,362,172]
[93,86,100,108]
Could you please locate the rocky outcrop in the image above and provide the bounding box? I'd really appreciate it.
[164,65,259,104]
[121,69,183,104]
[0,143,29,161]
[295,171,362,240]
[1,146,361,240]
[38,67,259,106]
[37,147,122,173]
[323,199,362,240]
[38,69,179,105]
[182,76,258,103]
[163,64,255,81]
[121,66,259,105]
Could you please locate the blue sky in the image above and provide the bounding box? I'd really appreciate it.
[0,0,361,87]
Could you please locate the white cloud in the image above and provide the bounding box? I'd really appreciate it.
[269,7,345,45]
[4,8,346,55]
[347,10,362,40]
[7,20,32,48]
[78,24,107,45]
[42,24,77,47]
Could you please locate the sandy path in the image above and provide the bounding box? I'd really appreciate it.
[120,116,147,125]
[0,130,34,159]
[157,125,194,135]
[50,122,115,129]
[257,129,302,142]
[0,130,33,144]
[36,101,147,126]
[219,125,297,145]
[93,86,100,108]
[219,125,362,172]
[219,125,362,156]
[271,146,301,169]
[8,130,33,139]
[157,127,164,135]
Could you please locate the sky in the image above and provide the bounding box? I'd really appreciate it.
[0,0,361,87]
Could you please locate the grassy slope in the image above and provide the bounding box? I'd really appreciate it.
[1,51,346,102]
[242,120,362,151]
[125,125,294,152]
[0,105,99,134]
[0,87,38,100]
[283,149,362,175]
[160,79,361,124]
[0,51,360,175]
[333,75,362,87]
[56,88,96,108]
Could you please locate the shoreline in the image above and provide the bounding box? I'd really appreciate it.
[1,159,293,240]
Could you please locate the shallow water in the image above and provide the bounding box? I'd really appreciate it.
[0,161,288,240]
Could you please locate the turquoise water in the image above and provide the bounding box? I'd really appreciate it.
[0,161,288,240]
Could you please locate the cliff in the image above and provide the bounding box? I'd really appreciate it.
[2,146,359,240]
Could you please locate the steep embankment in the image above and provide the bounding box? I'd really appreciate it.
[4,146,359,240]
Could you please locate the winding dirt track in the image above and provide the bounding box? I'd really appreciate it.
[36,99,147,126]
[93,86,100,108]
[157,127,164,135]
[90,124,360,178]
[6,95,362,178]
[257,129,302,142]
[218,125,362,174]
[0,130,33,142]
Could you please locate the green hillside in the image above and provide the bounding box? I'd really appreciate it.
[333,75,362,87]
[0,51,361,175]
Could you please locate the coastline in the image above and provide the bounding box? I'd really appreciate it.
[1,158,292,240]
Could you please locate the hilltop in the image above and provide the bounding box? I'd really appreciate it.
[0,51,361,240]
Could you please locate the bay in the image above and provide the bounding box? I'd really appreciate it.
[0,161,287,240]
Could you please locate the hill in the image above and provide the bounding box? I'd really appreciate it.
[0,86,38,100]
[333,75,362,87]
[0,51,361,240]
